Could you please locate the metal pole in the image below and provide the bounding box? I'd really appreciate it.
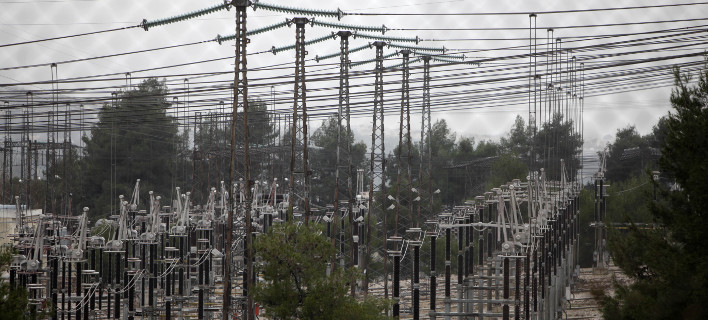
[368,40,387,299]
[237,3,254,318]
[430,234,437,318]
[419,57,430,225]
[393,254,401,317]
[394,49,412,236]
[516,257,521,320]
[413,243,420,320]
[334,30,357,293]
[503,257,509,320]
[288,17,311,224]
[444,227,451,320]
[224,2,249,318]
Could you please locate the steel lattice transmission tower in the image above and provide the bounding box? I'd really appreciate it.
[391,48,412,318]
[366,41,387,297]
[332,30,356,270]
[224,1,252,319]
[394,49,413,236]
[419,56,433,224]
[288,17,312,223]
[411,55,434,320]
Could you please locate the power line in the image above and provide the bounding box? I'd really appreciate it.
[3,23,703,88]
[393,17,708,31]
[1,50,701,132]
[0,39,215,71]
[0,25,139,48]
[348,2,708,16]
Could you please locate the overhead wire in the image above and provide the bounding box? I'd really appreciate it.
[2,22,702,85]
[0,25,140,48]
[2,52,700,133]
[3,36,703,112]
[392,17,708,31]
[348,2,708,16]
[2,3,706,140]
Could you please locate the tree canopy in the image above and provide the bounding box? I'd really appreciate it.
[81,78,183,218]
[0,246,47,320]
[500,115,531,157]
[603,124,664,183]
[191,98,278,202]
[309,116,368,207]
[533,113,583,181]
[253,222,391,320]
[600,65,708,319]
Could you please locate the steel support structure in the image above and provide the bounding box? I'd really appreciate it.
[367,41,387,297]
[390,50,412,316]
[593,171,606,273]
[238,3,254,320]
[394,49,412,237]
[332,30,360,295]
[288,17,311,223]
[224,1,250,319]
[529,14,538,171]
[420,56,433,223]
[333,30,355,265]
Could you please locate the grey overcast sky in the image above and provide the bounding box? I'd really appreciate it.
[1,0,707,178]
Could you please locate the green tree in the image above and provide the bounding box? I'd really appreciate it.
[486,153,528,190]
[429,119,457,161]
[309,116,368,207]
[192,99,278,201]
[426,119,459,205]
[253,222,391,320]
[577,186,595,267]
[43,147,83,216]
[604,126,660,182]
[453,136,475,163]
[533,113,582,181]
[0,246,48,319]
[600,65,708,319]
[500,115,531,158]
[604,175,654,223]
[577,174,654,268]
[472,139,500,158]
[648,116,669,150]
[81,78,183,219]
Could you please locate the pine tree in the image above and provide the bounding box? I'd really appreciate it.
[253,222,391,320]
[601,64,708,319]
[81,78,183,219]
[0,247,48,320]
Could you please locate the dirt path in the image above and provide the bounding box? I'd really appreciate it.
[565,264,630,320]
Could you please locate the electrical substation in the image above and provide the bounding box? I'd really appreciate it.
[1,0,704,319]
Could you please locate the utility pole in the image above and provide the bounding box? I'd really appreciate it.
[224,1,250,319]
[4,108,12,205]
[389,48,412,320]
[402,51,413,229]
[529,13,538,171]
[593,152,607,274]
[65,103,71,217]
[288,17,311,224]
[25,91,32,209]
[333,30,358,293]
[419,56,433,224]
[414,55,433,320]
[367,41,387,297]
[1,105,7,205]
[394,49,412,237]
[238,2,254,319]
